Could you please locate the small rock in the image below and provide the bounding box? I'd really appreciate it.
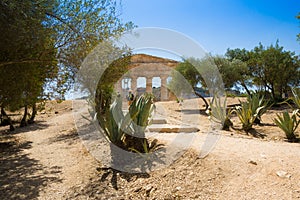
[134,187,142,192]
[145,185,153,197]
[249,160,257,165]
[55,111,59,114]
[260,154,267,159]
[145,185,153,193]
[176,186,182,191]
[276,170,291,178]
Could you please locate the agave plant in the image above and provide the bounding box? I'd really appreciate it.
[274,110,300,142]
[291,88,300,117]
[247,93,270,124]
[235,102,255,132]
[291,88,300,107]
[207,97,233,131]
[124,93,156,153]
[98,93,157,153]
[98,95,129,149]
[234,99,266,132]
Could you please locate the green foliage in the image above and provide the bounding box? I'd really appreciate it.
[225,48,252,94]
[0,0,56,67]
[234,93,268,132]
[169,57,224,110]
[98,93,157,153]
[226,43,300,100]
[225,48,250,62]
[169,60,201,95]
[0,0,134,130]
[235,102,257,132]
[247,42,299,101]
[207,97,233,131]
[0,0,58,128]
[274,110,300,142]
[291,88,300,111]
[46,0,135,98]
[247,93,270,124]
[213,56,249,91]
[94,53,132,117]
[128,93,156,134]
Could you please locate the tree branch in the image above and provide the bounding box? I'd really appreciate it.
[0,59,54,67]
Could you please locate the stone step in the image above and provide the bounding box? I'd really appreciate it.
[148,124,199,133]
[151,118,167,124]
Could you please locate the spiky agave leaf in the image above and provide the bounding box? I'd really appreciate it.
[208,97,233,130]
[274,111,300,141]
[235,101,256,132]
[248,93,270,123]
[292,88,300,109]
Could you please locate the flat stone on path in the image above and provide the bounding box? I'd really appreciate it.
[148,124,199,133]
[151,118,167,124]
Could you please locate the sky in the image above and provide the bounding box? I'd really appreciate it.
[120,0,300,56]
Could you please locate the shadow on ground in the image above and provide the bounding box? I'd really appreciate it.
[0,136,62,200]
[48,129,79,145]
[0,120,50,135]
[64,168,150,199]
[175,109,207,115]
[248,128,266,139]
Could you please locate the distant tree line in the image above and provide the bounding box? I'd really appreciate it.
[169,40,300,110]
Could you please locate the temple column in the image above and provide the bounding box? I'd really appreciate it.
[146,76,152,93]
[161,75,169,101]
[131,76,137,93]
[115,79,122,94]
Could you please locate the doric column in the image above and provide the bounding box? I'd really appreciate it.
[146,76,152,93]
[115,79,122,94]
[131,76,137,92]
[161,75,169,101]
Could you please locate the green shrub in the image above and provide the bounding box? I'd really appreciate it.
[235,102,256,132]
[98,93,158,153]
[207,97,233,131]
[234,93,269,132]
[274,110,300,142]
[247,93,270,124]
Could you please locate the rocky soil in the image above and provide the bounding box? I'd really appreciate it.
[1,98,300,199]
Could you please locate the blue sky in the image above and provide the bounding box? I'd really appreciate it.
[121,0,300,56]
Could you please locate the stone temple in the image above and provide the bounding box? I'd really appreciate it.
[115,54,178,101]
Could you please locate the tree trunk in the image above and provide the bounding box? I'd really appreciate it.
[20,105,28,127]
[0,107,2,125]
[1,107,15,131]
[241,81,251,96]
[194,89,209,111]
[28,103,37,124]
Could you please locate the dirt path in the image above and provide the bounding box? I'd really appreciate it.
[0,101,99,200]
[1,99,300,199]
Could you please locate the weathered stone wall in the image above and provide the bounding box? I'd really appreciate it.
[115,54,178,101]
